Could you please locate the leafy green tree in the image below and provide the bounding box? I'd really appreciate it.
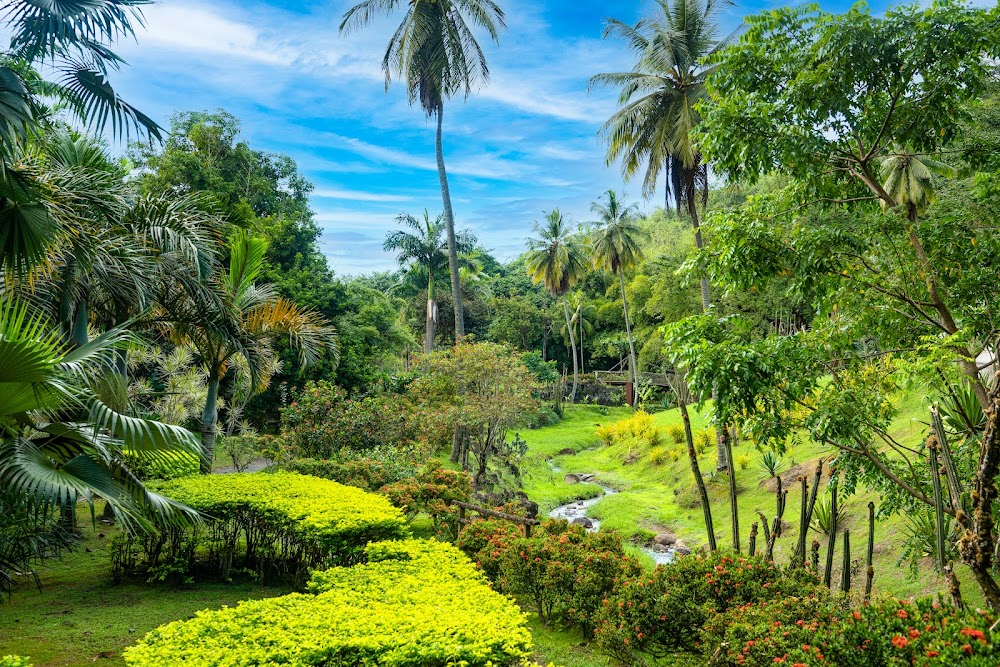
[340,0,505,340]
[590,191,649,388]
[162,233,337,473]
[685,0,1000,604]
[384,210,476,352]
[526,210,588,403]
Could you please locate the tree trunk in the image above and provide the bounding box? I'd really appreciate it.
[563,299,579,403]
[200,372,221,475]
[682,400,716,550]
[724,428,739,553]
[957,391,1000,608]
[71,297,89,348]
[435,106,464,340]
[686,169,729,470]
[619,270,638,390]
[425,271,437,354]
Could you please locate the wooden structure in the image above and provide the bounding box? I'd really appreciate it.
[454,501,539,537]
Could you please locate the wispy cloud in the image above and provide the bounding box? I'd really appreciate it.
[312,187,413,202]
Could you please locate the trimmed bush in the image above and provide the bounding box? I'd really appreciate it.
[123,450,198,480]
[112,472,408,584]
[0,657,32,667]
[124,539,534,667]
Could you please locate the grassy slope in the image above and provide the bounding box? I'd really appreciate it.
[0,514,289,667]
[520,398,984,608]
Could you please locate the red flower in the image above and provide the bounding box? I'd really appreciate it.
[961,628,985,641]
[891,636,908,649]
[897,609,908,619]
[962,644,973,655]
[908,629,920,639]
[926,651,939,658]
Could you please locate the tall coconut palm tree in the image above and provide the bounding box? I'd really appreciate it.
[566,292,596,375]
[384,210,476,352]
[161,232,338,473]
[340,0,505,341]
[590,0,733,313]
[590,191,649,390]
[526,209,588,403]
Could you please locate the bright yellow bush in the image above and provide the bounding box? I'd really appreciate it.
[648,446,669,466]
[124,539,534,667]
[666,423,685,444]
[113,472,408,583]
[595,423,616,445]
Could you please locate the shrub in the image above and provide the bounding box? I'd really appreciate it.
[217,434,260,472]
[281,381,417,458]
[736,453,751,470]
[649,446,669,466]
[280,445,423,491]
[669,447,683,462]
[0,657,32,667]
[455,518,524,582]
[380,462,472,538]
[461,518,641,638]
[596,423,617,445]
[694,428,715,454]
[595,553,823,664]
[123,450,198,480]
[722,597,1000,667]
[112,472,408,584]
[667,423,686,444]
[124,539,534,667]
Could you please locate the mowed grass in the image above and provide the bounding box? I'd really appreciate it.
[519,393,985,608]
[0,512,289,667]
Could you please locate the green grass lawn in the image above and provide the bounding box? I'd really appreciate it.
[519,395,984,608]
[0,515,289,667]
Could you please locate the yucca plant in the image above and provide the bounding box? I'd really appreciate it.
[759,450,783,477]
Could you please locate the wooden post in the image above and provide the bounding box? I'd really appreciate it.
[811,539,821,572]
[928,436,947,571]
[748,522,758,557]
[795,476,809,568]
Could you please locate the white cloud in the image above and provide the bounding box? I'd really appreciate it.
[312,187,413,202]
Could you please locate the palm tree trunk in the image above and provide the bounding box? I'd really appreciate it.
[686,169,729,471]
[578,312,585,374]
[563,299,579,403]
[200,371,221,475]
[71,298,89,348]
[435,106,465,341]
[426,271,436,354]
[619,270,638,388]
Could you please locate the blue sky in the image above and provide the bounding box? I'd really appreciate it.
[109,0,882,276]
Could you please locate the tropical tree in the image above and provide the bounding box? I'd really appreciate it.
[525,209,588,402]
[0,300,200,546]
[878,148,959,222]
[590,191,649,388]
[161,233,338,473]
[384,210,476,352]
[0,0,162,281]
[566,292,596,374]
[340,0,506,341]
[590,0,732,313]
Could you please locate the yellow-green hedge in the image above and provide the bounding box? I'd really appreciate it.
[113,472,408,583]
[124,539,534,667]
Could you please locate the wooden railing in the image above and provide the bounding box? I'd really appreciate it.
[593,370,673,387]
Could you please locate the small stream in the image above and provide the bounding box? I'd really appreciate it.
[545,459,675,565]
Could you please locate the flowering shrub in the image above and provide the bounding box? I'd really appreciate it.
[281,381,418,458]
[280,444,422,491]
[595,411,661,448]
[594,553,824,664]
[772,598,1000,666]
[379,461,472,537]
[459,518,641,637]
[112,472,408,584]
[124,539,534,667]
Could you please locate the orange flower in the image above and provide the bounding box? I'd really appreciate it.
[891,635,908,649]
[908,629,920,639]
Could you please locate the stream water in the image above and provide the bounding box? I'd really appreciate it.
[545,459,675,565]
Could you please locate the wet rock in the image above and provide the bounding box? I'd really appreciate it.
[578,473,596,482]
[674,540,692,555]
[572,517,594,529]
[653,532,677,546]
[557,448,576,456]
[564,473,580,484]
